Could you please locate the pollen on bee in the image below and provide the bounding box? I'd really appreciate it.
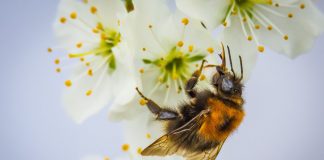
[188,45,194,52]
[139,98,148,106]
[86,90,92,96]
[70,12,77,19]
[65,80,72,87]
[54,59,60,65]
[121,144,130,152]
[181,18,189,25]
[76,42,83,48]
[258,46,265,53]
[90,6,97,14]
[288,13,294,18]
[60,17,67,24]
[177,41,184,47]
[137,147,143,154]
[207,47,214,54]
[300,3,305,9]
[146,133,151,139]
[47,48,53,53]
[283,35,289,40]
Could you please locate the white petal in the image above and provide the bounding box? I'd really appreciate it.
[88,0,127,29]
[218,18,259,82]
[176,0,231,29]
[255,1,324,58]
[63,62,113,124]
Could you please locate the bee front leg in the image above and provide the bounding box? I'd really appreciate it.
[136,88,179,120]
[186,60,207,98]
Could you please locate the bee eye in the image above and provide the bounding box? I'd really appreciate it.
[221,78,233,92]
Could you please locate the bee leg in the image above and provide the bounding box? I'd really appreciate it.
[185,60,207,98]
[136,88,179,120]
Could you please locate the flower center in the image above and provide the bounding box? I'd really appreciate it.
[69,26,121,72]
[143,47,205,84]
[234,0,270,9]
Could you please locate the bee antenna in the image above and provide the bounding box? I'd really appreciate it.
[239,56,244,82]
[220,42,226,70]
[227,45,236,79]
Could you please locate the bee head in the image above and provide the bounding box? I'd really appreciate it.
[212,44,244,100]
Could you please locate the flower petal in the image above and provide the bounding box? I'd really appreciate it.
[217,18,259,81]
[176,0,231,29]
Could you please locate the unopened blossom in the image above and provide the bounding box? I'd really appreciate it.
[176,0,324,57]
[51,0,137,123]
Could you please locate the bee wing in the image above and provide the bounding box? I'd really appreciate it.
[141,134,179,156]
[184,139,226,160]
[141,109,210,157]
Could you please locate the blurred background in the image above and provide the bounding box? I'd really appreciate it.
[0,0,324,160]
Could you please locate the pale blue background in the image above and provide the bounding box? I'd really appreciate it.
[0,0,324,160]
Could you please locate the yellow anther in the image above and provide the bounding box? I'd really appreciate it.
[181,18,189,25]
[177,41,184,47]
[223,21,227,27]
[85,62,91,67]
[82,0,88,4]
[146,133,151,139]
[70,12,77,19]
[142,48,147,52]
[96,23,104,30]
[148,24,153,29]
[258,46,265,53]
[76,42,83,48]
[101,33,107,40]
[255,25,260,30]
[207,47,214,54]
[188,45,194,52]
[300,3,305,9]
[243,17,247,22]
[139,98,147,106]
[65,80,72,87]
[122,144,130,152]
[247,36,253,41]
[275,3,279,7]
[139,68,144,74]
[47,48,53,53]
[267,0,273,5]
[80,57,85,62]
[68,53,73,58]
[60,17,67,24]
[267,25,273,31]
[137,147,143,154]
[283,35,289,40]
[54,59,60,65]
[56,68,61,73]
[88,69,93,76]
[92,28,99,34]
[288,13,293,18]
[90,6,97,14]
[200,74,206,81]
[86,90,92,96]
[103,156,110,160]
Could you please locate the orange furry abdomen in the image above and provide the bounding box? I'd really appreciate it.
[198,98,245,142]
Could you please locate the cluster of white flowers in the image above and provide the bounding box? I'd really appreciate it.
[48,0,324,159]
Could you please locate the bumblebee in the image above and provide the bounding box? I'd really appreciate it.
[136,44,245,160]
